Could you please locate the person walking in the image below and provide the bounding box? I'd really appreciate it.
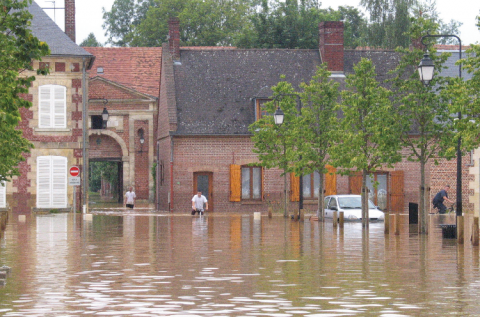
[124,186,136,209]
[432,185,454,214]
[191,191,208,215]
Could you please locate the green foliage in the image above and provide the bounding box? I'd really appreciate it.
[448,44,480,155]
[104,0,252,47]
[331,58,403,173]
[80,33,103,47]
[0,0,50,182]
[89,162,119,197]
[330,58,403,225]
[249,81,298,173]
[236,1,366,49]
[389,15,456,233]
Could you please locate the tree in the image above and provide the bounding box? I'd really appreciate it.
[249,80,299,217]
[360,0,416,49]
[389,15,455,234]
[330,58,404,228]
[0,1,50,182]
[235,1,367,49]
[103,0,252,47]
[297,64,339,220]
[102,0,154,46]
[80,33,103,47]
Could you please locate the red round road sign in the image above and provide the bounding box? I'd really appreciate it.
[69,166,80,177]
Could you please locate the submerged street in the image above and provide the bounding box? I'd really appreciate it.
[0,211,479,316]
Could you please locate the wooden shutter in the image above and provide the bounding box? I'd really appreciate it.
[37,156,67,208]
[51,156,67,207]
[349,172,362,194]
[53,86,66,128]
[325,165,337,196]
[0,181,6,208]
[39,86,52,128]
[290,173,300,202]
[229,164,241,202]
[389,171,404,213]
[39,85,66,128]
[37,156,52,208]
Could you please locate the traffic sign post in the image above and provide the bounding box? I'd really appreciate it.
[69,166,81,213]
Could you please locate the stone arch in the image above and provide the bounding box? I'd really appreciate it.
[89,130,128,158]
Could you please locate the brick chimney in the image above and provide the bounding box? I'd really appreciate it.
[319,21,344,72]
[65,0,76,43]
[168,17,180,60]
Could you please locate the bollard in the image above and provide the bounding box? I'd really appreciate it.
[339,211,344,229]
[384,212,389,234]
[333,211,338,228]
[394,213,400,235]
[472,217,479,246]
[300,209,304,222]
[268,207,273,219]
[457,216,464,245]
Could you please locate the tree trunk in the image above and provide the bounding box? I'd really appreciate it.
[318,171,325,222]
[284,168,288,218]
[419,160,427,234]
[362,170,369,228]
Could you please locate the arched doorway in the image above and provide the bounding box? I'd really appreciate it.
[89,133,126,203]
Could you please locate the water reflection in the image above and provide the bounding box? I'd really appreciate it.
[0,212,479,316]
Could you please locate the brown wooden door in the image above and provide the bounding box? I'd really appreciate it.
[389,171,404,213]
[194,172,213,211]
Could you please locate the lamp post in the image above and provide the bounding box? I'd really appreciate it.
[418,34,463,220]
[273,94,303,218]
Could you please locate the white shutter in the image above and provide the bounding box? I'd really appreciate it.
[39,86,52,128]
[53,86,66,128]
[0,181,6,208]
[37,156,67,208]
[51,156,67,208]
[38,85,66,128]
[37,156,52,208]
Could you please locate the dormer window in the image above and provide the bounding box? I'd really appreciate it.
[253,98,271,121]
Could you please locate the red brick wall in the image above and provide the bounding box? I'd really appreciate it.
[134,121,150,199]
[89,135,122,158]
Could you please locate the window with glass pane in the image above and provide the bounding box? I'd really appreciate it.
[366,173,388,210]
[303,171,320,199]
[241,166,262,200]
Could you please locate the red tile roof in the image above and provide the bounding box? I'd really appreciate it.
[84,47,162,97]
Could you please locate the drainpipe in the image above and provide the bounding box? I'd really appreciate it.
[82,57,88,210]
[170,138,174,212]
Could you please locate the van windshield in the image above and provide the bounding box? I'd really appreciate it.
[338,196,375,209]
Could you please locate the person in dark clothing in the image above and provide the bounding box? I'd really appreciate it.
[432,185,454,214]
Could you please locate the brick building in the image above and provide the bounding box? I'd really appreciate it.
[156,19,474,215]
[1,1,94,212]
[83,47,161,202]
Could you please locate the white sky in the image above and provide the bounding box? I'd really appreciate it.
[35,0,480,46]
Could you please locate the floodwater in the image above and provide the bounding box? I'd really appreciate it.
[0,211,479,316]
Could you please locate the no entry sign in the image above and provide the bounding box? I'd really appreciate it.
[69,166,80,177]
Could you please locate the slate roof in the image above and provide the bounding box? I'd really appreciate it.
[27,1,92,59]
[439,51,473,80]
[84,47,162,98]
[173,49,321,135]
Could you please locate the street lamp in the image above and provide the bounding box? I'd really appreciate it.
[101,107,109,129]
[419,34,463,221]
[273,94,303,218]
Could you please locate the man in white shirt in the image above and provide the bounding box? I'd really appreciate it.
[124,187,136,209]
[191,191,208,215]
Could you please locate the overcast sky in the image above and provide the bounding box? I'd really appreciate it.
[35,0,479,46]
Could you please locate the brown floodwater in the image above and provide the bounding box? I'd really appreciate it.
[0,211,479,316]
